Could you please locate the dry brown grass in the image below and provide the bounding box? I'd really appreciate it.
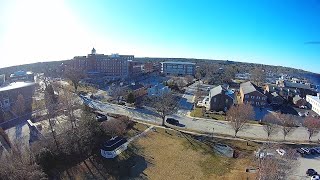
[135,128,257,180]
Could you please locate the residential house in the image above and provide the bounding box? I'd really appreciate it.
[239,81,267,106]
[268,92,284,105]
[293,95,307,107]
[208,85,234,111]
[264,83,300,103]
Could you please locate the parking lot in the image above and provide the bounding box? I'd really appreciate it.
[294,147,320,180]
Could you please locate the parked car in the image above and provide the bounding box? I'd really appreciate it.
[314,147,320,154]
[310,148,318,155]
[297,148,305,156]
[301,147,311,155]
[306,169,318,176]
[96,113,108,122]
[311,175,320,180]
[166,118,179,125]
[276,149,286,156]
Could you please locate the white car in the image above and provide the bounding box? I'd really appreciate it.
[276,149,286,156]
[311,175,320,180]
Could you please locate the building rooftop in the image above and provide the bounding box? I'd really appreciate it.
[209,85,234,99]
[161,61,196,65]
[240,81,265,95]
[0,82,35,92]
[307,94,320,103]
[284,81,311,90]
[101,136,127,151]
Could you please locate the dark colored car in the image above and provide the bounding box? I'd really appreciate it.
[166,118,179,125]
[296,149,305,156]
[96,113,108,122]
[306,169,318,176]
[310,148,318,155]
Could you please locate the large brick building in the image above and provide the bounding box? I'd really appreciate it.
[69,48,134,79]
[239,81,267,106]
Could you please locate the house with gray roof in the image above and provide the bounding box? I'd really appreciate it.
[239,81,267,106]
[208,85,234,111]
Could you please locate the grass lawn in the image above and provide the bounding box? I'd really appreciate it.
[191,107,261,125]
[133,127,257,180]
[58,123,258,180]
[190,107,226,120]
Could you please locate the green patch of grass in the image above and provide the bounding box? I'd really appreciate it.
[190,107,204,117]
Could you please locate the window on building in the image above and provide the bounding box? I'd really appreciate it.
[245,95,249,98]
[251,96,255,99]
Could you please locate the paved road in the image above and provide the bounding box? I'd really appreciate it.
[84,96,320,142]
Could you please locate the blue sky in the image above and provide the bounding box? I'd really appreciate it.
[0,0,320,73]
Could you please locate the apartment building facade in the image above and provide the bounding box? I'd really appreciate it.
[239,81,267,106]
[161,62,195,76]
[69,48,133,79]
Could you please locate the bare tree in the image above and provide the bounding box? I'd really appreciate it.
[101,117,129,137]
[44,86,59,149]
[185,75,194,84]
[59,88,79,130]
[303,116,320,141]
[109,85,127,103]
[277,113,297,140]
[150,93,178,126]
[250,67,266,86]
[12,94,26,116]
[262,113,280,140]
[0,143,47,180]
[257,144,298,180]
[173,77,186,91]
[64,68,85,92]
[226,103,254,137]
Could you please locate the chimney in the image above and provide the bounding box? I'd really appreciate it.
[317,93,320,99]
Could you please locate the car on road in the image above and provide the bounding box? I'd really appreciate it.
[306,169,318,176]
[166,118,179,125]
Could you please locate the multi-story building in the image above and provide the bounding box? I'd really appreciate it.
[208,85,234,111]
[306,94,320,116]
[69,48,133,79]
[161,61,195,76]
[0,82,35,113]
[239,81,267,106]
[9,71,34,82]
[128,60,143,76]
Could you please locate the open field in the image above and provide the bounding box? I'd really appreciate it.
[133,127,258,180]
[57,123,258,180]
